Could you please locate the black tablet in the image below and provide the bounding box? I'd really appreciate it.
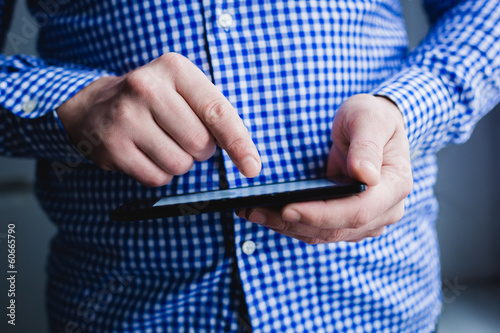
[110,177,366,221]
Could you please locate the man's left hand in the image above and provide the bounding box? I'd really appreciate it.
[235,94,413,244]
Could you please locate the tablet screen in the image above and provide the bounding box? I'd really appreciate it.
[153,178,336,207]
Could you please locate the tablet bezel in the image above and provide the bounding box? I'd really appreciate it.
[109,177,366,221]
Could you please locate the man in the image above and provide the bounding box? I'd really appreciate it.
[1,0,499,332]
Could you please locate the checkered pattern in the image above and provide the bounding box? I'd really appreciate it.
[1,0,500,332]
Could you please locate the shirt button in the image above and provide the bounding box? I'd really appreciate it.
[22,99,37,114]
[241,240,256,255]
[218,12,234,29]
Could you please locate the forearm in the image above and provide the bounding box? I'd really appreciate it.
[372,0,500,157]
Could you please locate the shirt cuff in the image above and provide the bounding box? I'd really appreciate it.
[0,54,113,162]
[0,54,111,119]
[371,66,458,157]
[0,105,86,164]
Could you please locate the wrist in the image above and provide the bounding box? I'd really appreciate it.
[373,95,406,130]
[56,76,120,141]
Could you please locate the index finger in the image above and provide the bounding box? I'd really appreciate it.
[167,55,261,177]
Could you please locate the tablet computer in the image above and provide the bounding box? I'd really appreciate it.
[110,177,366,221]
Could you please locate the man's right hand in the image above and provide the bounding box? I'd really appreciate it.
[57,53,261,187]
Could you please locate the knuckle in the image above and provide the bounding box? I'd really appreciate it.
[394,162,414,199]
[385,164,413,203]
[167,154,194,175]
[122,71,153,100]
[188,131,216,161]
[157,53,193,84]
[110,101,137,125]
[142,173,173,187]
[403,173,414,197]
[225,136,249,158]
[391,204,405,224]
[159,52,186,70]
[202,98,233,127]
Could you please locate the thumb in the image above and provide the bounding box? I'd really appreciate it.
[326,124,386,187]
[344,105,393,186]
[347,136,384,186]
[328,95,399,186]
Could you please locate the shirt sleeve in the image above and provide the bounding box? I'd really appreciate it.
[372,0,500,158]
[0,2,112,161]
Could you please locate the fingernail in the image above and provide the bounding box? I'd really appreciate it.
[282,209,301,222]
[248,210,267,224]
[241,156,261,178]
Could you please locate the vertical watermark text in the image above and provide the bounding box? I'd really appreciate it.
[4,223,17,326]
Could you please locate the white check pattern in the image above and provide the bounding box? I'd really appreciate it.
[1,0,500,332]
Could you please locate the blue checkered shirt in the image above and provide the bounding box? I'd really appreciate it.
[2,0,500,332]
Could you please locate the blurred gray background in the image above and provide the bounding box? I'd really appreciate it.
[1,0,499,332]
